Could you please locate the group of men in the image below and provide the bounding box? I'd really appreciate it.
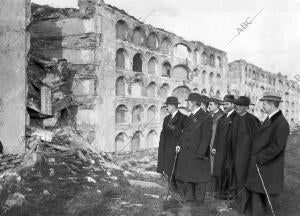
[157,92,290,216]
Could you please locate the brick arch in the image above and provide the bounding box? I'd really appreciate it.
[131,131,143,151]
[146,81,157,98]
[133,53,144,72]
[115,132,128,152]
[161,37,172,54]
[162,60,171,77]
[158,83,170,100]
[147,56,158,74]
[115,104,128,124]
[132,26,146,46]
[116,48,130,70]
[172,64,191,80]
[115,20,128,40]
[147,130,158,148]
[172,85,191,105]
[147,32,159,50]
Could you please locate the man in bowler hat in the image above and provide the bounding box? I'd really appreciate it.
[244,92,290,216]
[208,96,224,175]
[231,96,260,213]
[212,95,237,199]
[157,96,187,193]
[175,93,213,203]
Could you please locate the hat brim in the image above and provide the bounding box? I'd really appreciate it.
[222,100,234,104]
[259,98,283,102]
[165,102,180,105]
[234,103,251,106]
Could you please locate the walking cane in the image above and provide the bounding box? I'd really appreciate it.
[255,163,276,216]
[165,148,180,201]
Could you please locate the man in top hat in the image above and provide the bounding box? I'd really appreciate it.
[230,96,260,213]
[174,93,213,203]
[212,95,237,199]
[157,96,187,193]
[244,92,290,216]
[208,96,224,175]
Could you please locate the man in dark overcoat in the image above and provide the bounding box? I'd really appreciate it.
[244,92,290,216]
[208,96,224,175]
[157,96,187,190]
[211,95,237,199]
[231,96,260,213]
[175,93,213,203]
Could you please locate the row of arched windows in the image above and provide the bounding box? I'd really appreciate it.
[116,104,159,124]
[115,75,222,98]
[116,20,223,67]
[115,130,159,152]
[116,20,170,53]
[116,49,223,82]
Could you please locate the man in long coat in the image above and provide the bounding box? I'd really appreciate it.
[244,92,290,216]
[175,93,212,203]
[212,95,237,199]
[231,96,260,213]
[157,97,186,190]
[208,96,224,174]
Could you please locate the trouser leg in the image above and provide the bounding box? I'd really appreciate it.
[195,182,207,203]
[251,192,266,216]
[185,182,196,201]
[175,179,185,199]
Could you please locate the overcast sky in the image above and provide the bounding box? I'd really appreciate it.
[32,0,300,79]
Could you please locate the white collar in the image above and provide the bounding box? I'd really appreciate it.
[268,109,280,119]
[192,107,201,115]
[171,110,178,118]
[226,109,234,118]
[239,112,247,116]
[213,109,219,114]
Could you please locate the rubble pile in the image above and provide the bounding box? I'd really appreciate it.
[27,2,101,147]
[0,155,24,173]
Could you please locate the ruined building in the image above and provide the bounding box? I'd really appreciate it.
[29,1,227,153]
[228,60,300,127]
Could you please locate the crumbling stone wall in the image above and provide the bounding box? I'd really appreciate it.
[0,0,31,154]
[228,60,300,126]
[30,1,228,152]
[101,4,228,152]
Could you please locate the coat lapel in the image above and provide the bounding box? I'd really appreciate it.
[185,109,204,130]
[258,110,282,132]
[169,111,180,125]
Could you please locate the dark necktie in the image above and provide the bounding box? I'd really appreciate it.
[262,116,269,125]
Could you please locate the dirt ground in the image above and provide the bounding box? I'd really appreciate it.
[277,129,300,216]
[1,130,299,216]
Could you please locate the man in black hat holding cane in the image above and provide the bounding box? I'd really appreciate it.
[157,96,187,195]
[212,95,237,199]
[231,96,260,213]
[245,92,290,216]
[174,93,212,203]
[208,96,224,175]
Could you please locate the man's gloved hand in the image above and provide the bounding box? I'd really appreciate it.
[211,148,216,155]
[175,146,181,153]
[160,171,167,181]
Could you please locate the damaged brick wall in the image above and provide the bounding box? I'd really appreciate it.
[99,3,228,152]
[29,1,228,152]
[28,3,99,150]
